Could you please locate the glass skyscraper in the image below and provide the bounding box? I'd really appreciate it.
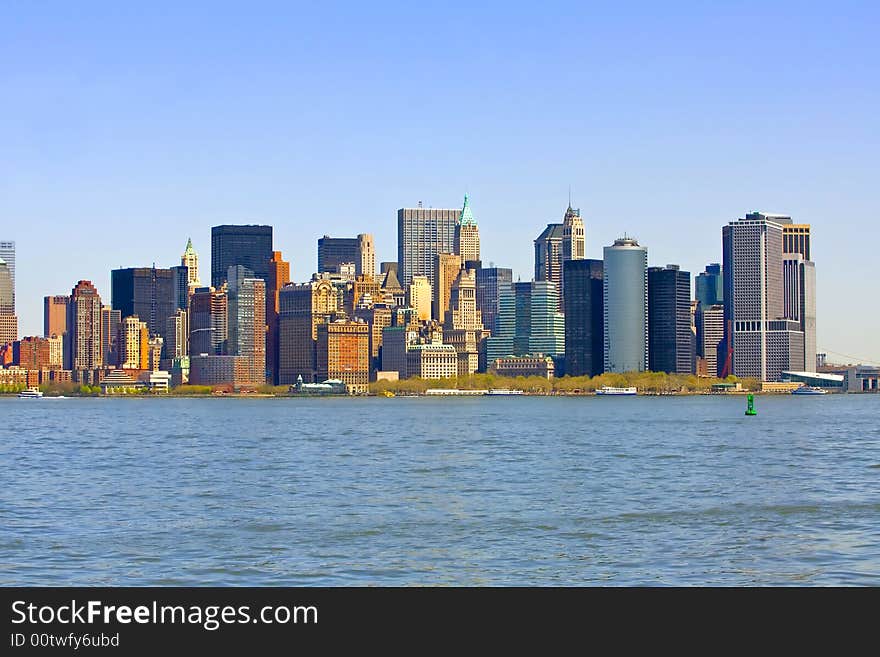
[603,237,648,373]
[648,265,694,374]
[695,263,723,308]
[397,205,460,289]
[211,225,273,288]
[563,259,604,377]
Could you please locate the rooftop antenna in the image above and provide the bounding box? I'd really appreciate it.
[568,185,571,208]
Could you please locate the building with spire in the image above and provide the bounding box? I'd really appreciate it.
[454,194,480,264]
[562,206,585,262]
[535,205,585,312]
[181,238,200,289]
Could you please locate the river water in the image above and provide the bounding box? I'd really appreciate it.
[2,394,878,585]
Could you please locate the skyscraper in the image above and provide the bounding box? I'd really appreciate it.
[407,276,432,322]
[444,268,484,376]
[696,304,725,377]
[278,280,339,384]
[266,251,291,384]
[534,223,564,296]
[227,265,267,385]
[782,222,816,371]
[433,253,462,321]
[474,266,513,335]
[722,212,805,380]
[317,320,370,393]
[317,234,375,277]
[211,225,273,288]
[44,295,69,338]
[100,306,122,367]
[454,194,480,263]
[111,266,179,348]
[118,315,148,370]
[181,238,200,289]
[0,257,13,314]
[648,265,694,374]
[67,280,103,375]
[189,287,228,356]
[484,281,565,364]
[563,259,604,377]
[166,309,189,361]
[0,241,14,311]
[695,263,723,308]
[603,237,648,373]
[397,204,460,289]
[562,206,585,262]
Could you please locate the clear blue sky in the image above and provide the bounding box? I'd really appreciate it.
[2,1,878,363]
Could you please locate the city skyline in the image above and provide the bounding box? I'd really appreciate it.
[2,3,878,363]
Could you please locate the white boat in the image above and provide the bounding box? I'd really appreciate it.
[18,387,44,399]
[791,386,828,395]
[595,386,637,396]
[485,389,524,396]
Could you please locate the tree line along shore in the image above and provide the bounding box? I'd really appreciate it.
[1,372,762,397]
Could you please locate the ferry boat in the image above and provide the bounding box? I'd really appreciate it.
[18,387,44,399]
[595,386,637,396]
[485,389,524,396]
[791,385,828,395]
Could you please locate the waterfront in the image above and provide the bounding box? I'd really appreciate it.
[2,395,878,585]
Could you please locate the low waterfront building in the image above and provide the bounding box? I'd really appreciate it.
[781,370,845,391]
[289,375,348,395]
[189,354,250,387]
[489,354,555,379]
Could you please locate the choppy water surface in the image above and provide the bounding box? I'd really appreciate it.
[1,395,878,585]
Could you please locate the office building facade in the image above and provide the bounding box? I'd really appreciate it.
[211,225,273,288]
[397,204,460,289]
[603,237,648,373]
[318,234,375,277]
[648,265,694,374]
[563,259,604,377]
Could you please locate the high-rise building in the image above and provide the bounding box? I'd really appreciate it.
[783,254,817,373]
[783,223,811,260]
[722,212,805,380]
[433,253,462,321]
[0,314,17,346]
[181,238,200,289]
[406,343,458,380]
[534,223,563,297]
[211,225,273,288]
[100,306,122,367]
[397,204,460,289]
[696,304,725,377]
[67,280,103,374]
[695,263,723,308]
[166,309,189,361]
[266,251,290,384]
[353,303,392,368]
[0,255,14,345]
[454,194,480,263]
[444,268,485,376]
[189,287,228,356]
[648,265,693,374]
[44,295,69,338]
[407,275,432,322]
[227,265,267,385]
[317,234,375,277]
[782,222,816,371]
[278,280,339,384]
[316,319,370,393]
[484,281,565,364]
[603,237,648,373]
[474,266,513,334]
[47,334,63,369]
[0,257,13,314]
[118,315,147,369]
[562,206,585,262]
[563,259,604,377]
[14,336,55,371]
[0,241,14,311]
[111,266,179,348]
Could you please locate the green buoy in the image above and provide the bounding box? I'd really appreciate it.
[745,394,757,416]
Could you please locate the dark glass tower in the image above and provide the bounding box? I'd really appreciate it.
[111,266,178,348]
[563,259,604,377]
[695,263,723,308]
[211,225,273,288]
[647,265,693,374]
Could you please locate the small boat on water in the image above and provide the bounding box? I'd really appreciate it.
[18,387,44,399]
[791,386,828,395]
[485,389,524,396]
[595,386,637,396]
